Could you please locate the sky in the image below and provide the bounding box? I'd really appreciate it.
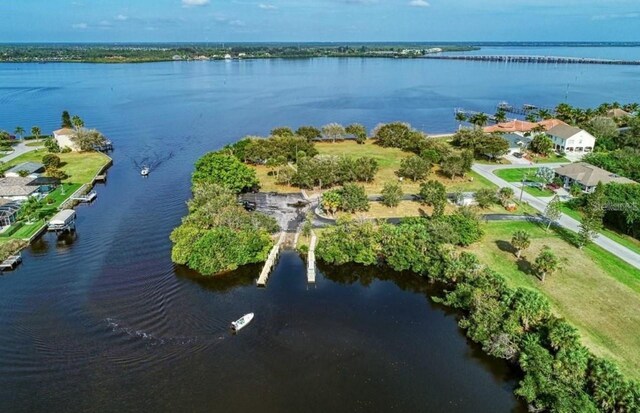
[1,0,639,43]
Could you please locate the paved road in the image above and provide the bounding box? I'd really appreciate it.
[473,163,640,269]
[0,141,40,163]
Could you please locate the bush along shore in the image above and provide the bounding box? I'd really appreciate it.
[315,216,640,412]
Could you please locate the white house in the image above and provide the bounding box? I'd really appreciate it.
[554,162,635,193]
[546,124,595,156]
[52,128,79,151]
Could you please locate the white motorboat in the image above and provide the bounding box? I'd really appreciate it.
[141,166,150,176]
[230,313,254,332]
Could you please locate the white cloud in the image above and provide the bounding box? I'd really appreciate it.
[229,19,246,26]
[591,12,639,20]
[72,22,88,29]
[259,3,277,10]
[98,20,112,27]
[408,0,429,7]
[115,14,128,21]
[182,0,210,7]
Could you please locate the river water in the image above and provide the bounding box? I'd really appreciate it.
[1,46,639,412]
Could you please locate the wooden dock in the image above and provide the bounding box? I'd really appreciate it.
[0,254,22,271]
[424,55,640,66]
[307,231,317,283]
[256,232,285,287]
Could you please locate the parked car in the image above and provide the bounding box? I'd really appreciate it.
[513,152,523,158]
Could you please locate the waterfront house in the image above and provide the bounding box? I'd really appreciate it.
[554,162,635,193]
[4,162,44,179]
[0,199,21,228]
[606,108,631,119]
[546,124,596,156]
[483,119,567,136]
[53,128,79,151]
[0,176,42,200]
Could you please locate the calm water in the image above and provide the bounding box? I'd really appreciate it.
[1,48,640,412]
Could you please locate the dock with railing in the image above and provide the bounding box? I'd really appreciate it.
[256,232,286,287]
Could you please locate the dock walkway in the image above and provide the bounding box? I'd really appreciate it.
[307,231,317,283]
[0,254,22,271]
[256,232,285,287]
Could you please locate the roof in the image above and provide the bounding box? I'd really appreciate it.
[483,118,568,134]
[606,108,630,118]
[49,209,76,225]
[0,176,39,197]
[53,128,76,136]
[554,162,636,187]
[5,162,44,175]
[547,124,587,140]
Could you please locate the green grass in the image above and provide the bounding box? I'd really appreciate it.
[253,140,497,195]
[3,149,110,184]
[561,204,640,256]
[467,221,640,379]
[494,167,541,183]
[532,154,570,164]
[523,185,555,197]
[10,220,46,240]
[25,141,45,147]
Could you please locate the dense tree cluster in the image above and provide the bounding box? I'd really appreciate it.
[583,149,640,182]
[371,122,427,153]
[451,129,509,160]
[292,155,378,189]
[192,152,259,193]
[320,184,369,215]
[316,214,640,412]
[170,183,278,275]
[230,135,318,164]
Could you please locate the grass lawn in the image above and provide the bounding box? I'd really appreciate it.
[25,141,45,147]
[3,149,110,184]
[467,221,640,379]
[494,167,542,183]
[523,185,555,197]
[253,140,497,195]
[531,154,570,164]
[561,204,640,256]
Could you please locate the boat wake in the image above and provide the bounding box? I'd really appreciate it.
[131,150,175,174]
[105,317,211,346]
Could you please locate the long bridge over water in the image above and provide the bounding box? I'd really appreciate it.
[423,55,640,65]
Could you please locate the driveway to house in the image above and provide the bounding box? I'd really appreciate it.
[0,141,40,163]
[473,162,640,269]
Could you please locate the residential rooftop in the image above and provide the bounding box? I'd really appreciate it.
[554,162,636,187]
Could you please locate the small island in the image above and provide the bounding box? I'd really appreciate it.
[173,104,640,411]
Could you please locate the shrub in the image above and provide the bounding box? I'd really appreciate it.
[42,154,61,169]
[397,155,431,181]
[381,181,403,208]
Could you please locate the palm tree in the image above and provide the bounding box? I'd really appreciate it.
[30,126,41,140]
[525,112,538,122]
[494,109,507,123]
[533,245,561,282]
[537,109,552,120]
[455,111,467,130]
[71,115,84,130]
[511,230,531,259]
[470,112,489,128]
[623,102,639,113]
[14,126,25,139]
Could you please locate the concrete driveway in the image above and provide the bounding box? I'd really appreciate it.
[0,141,40,163]
[473,162,640,269]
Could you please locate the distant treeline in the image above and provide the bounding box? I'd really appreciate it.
[0,44,479,63]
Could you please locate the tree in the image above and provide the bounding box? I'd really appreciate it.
[345,123,367,144]
[61,111,72,128]
[14,126,25,139]
[271,126,294,137]
[71,115,84,130]
[470,112,489,128]
[536,167,555,190]
[419,180,447,217]
[511,230,531,259]
[30,126,41,140]
[587,117,619,141]
[397,155,430,181]
[533,245,561,282]
[71,128,106,151]
[455,111,467,129]
[42,154,61,169]
[352,157,378,182]
[321,123,346,143]
[530,134,555,156]
[477,134,509,160]
[340,183,369,213]
[498,187,514,206]
[569,183,583,197]
[321,189,342,216]
[494,109,507,123]
[381,181,403,208]
[578,183,606,248]
[295,126,321,142]
[192,153,259,193]
[45,167,68,180]
[44,137,60,153]
[18,197,42,223]
[544,195,562,230]
[474,188,497,208]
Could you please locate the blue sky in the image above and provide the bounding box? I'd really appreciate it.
[1,0,639,42]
